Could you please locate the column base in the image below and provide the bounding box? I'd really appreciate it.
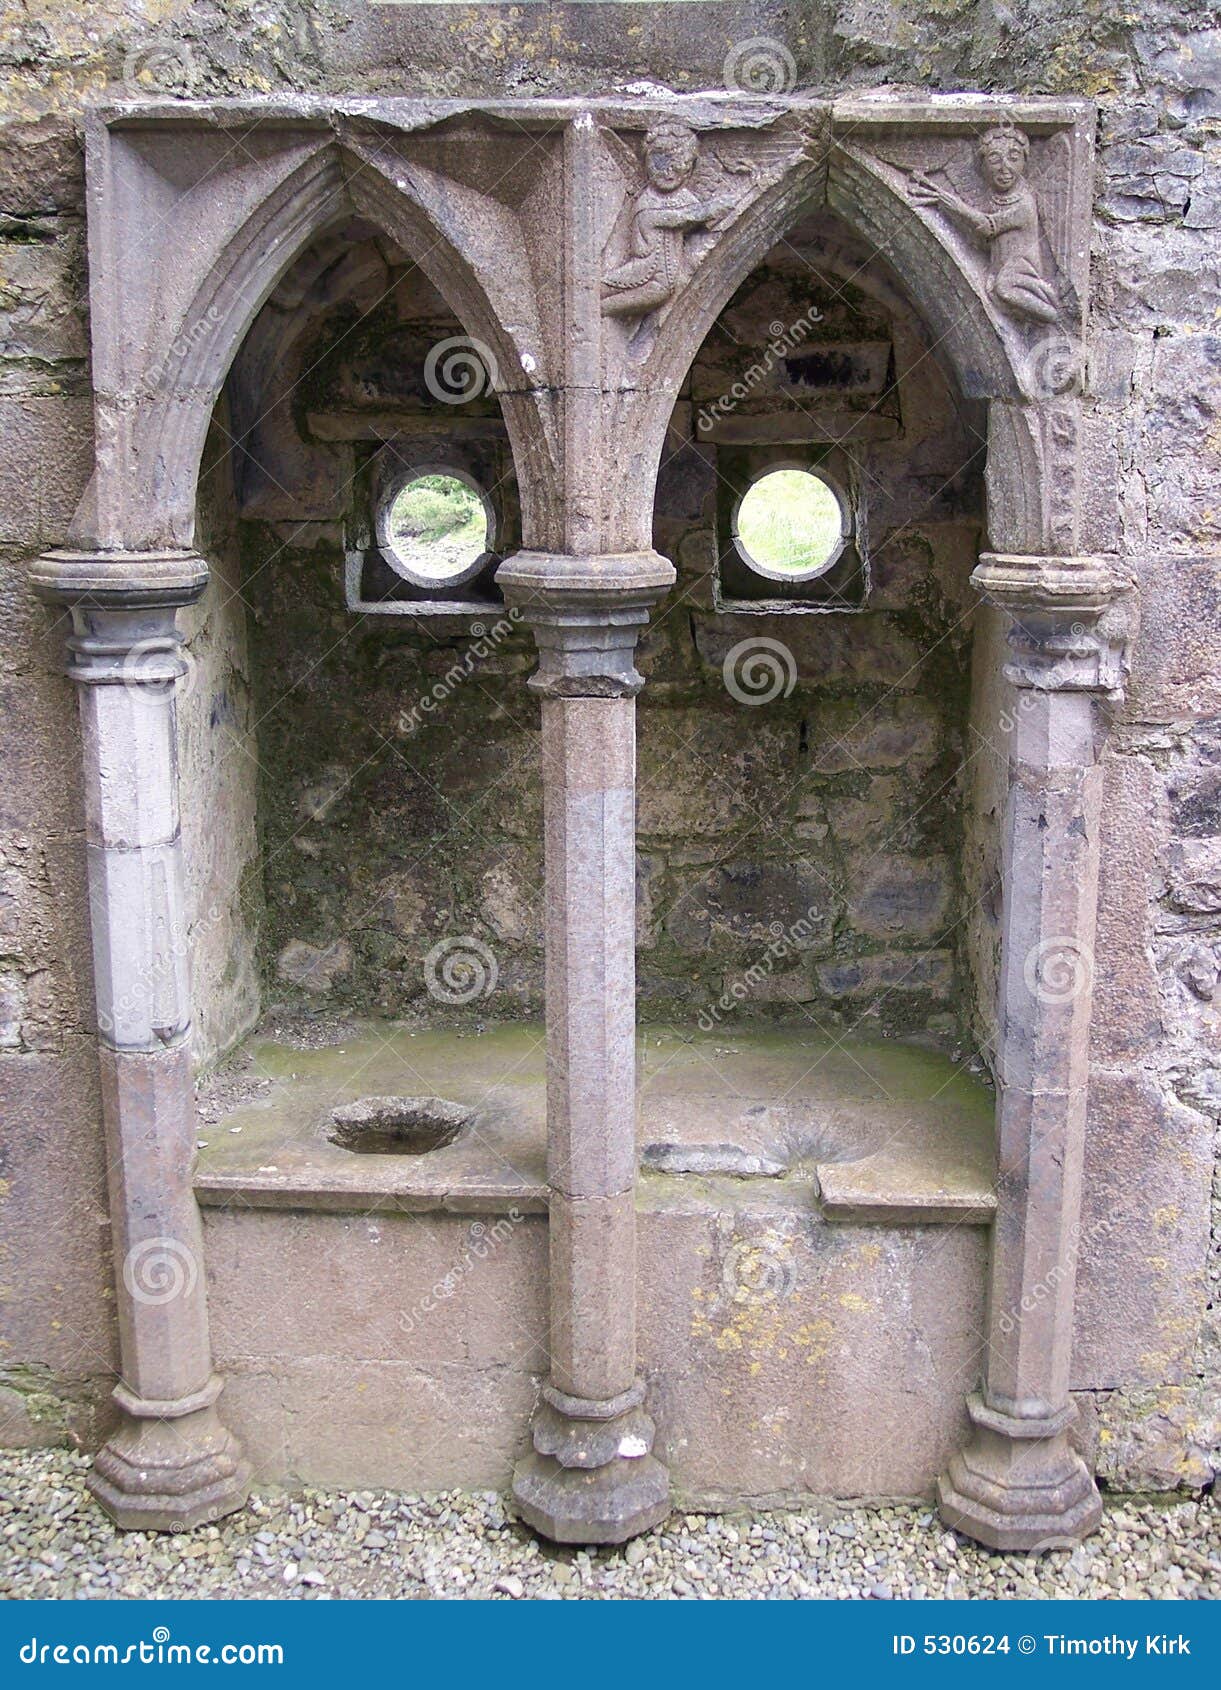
[938,1394,1102,1552]
[512,1382,671,1545]
[90,1383,250,1531]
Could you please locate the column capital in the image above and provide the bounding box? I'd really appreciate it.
[30,549,209,611]
[972,553,1135,695]
[496,549,675,698]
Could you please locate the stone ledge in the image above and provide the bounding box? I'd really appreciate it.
[194,1020,996,1226]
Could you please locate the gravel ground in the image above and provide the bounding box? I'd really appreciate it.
[1,1450,1217,1600]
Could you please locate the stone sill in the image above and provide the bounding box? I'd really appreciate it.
[194,1019,995,1226]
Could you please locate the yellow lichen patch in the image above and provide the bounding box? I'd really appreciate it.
[838,1292,873,1313]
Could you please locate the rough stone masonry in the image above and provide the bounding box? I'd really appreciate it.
[0,2,1217,1542]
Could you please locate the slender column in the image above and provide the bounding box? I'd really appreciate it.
[940,553,1132,1552]
[31,549,250,1531]
[499,550,674,1544]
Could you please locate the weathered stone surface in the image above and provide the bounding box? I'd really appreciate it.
[0,398,92,545]
[1127,554,1221,722]
[0,229,87,364]
[0,118,82,213]
[847,854,954,942]
[201,1181,989,1502]
[275,938,354,994]
[808,697,945,775]
[1074,1067,1213,1390]
[1077,1384,1221,1495]
[0,1041,113,1377]
[816,948,954,1000]
[1089,752,1166,1063]
[666,862,833,957]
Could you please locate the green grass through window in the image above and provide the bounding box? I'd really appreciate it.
[736,469,843,578]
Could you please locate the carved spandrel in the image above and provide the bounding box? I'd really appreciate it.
[907,125,1062,326]
[865,122,1084,396]
[599,119,794,328]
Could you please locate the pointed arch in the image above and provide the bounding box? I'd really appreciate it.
[102,139,550,549]
[614,131,1036,550]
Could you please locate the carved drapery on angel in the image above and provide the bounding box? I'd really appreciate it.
[601,119,759,321]
[908,123,1062,326]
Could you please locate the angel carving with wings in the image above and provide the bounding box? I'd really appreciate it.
[602,118,749,320]
[909,123,1061,326]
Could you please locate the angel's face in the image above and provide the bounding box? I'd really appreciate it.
[980,139,1025,193]
[646,135,697,191]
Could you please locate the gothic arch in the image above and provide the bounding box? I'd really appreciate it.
[72,129,551,553]
[608,125,1054,553]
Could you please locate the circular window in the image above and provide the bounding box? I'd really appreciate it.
[734,468,848,584]
[377,470,492,590]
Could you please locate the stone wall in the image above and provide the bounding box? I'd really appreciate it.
[0,2,1217,1492]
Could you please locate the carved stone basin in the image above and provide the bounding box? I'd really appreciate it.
[328,1095,472,1156]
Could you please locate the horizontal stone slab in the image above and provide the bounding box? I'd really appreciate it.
[195,1018,996,1227]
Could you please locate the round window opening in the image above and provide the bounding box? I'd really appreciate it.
[734,468,848,584]
[378,471,492,590]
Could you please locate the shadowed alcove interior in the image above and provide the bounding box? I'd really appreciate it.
[187,209,997,1062]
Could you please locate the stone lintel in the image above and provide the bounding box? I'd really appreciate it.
[92,92,1089,135]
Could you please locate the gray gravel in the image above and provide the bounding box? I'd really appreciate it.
[1,1449,1216,1600]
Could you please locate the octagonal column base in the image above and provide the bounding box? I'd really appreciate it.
[512,1383,671,1544]
[90,1384,250,1532]
[937,1395,1101,1552]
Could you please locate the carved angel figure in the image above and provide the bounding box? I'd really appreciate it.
[909,123,1061,326]
[602,119,745,320]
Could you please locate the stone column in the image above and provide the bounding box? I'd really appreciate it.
[498,551,674,1544]
[940,553,1132,1552]
[31,549,250,1531]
